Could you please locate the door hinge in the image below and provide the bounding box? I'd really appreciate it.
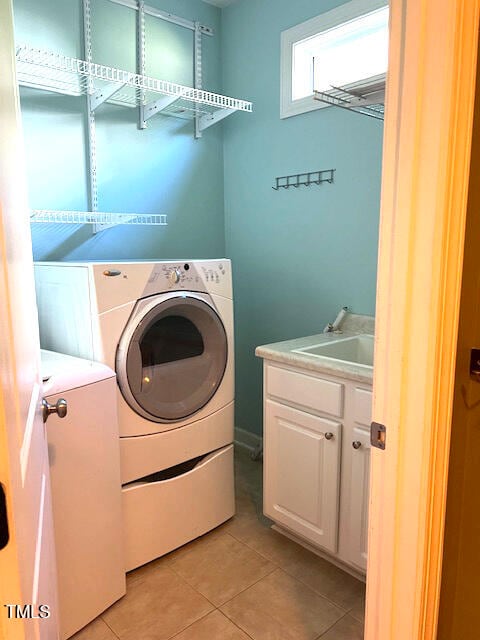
[371,422,386,450]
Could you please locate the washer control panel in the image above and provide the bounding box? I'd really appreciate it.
[168,267,181,285]
[161,263,198,288]
[145,260,231,297]
[200,263,227,285]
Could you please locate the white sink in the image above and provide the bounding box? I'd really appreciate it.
[293,334,374,368]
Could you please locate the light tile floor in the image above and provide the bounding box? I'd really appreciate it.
[72,447,365,640]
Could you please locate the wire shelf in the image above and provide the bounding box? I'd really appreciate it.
[314,79,385,121]
[16,45,253,117]
[30,210,168,226]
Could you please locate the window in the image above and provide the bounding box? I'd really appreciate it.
[280,0,389,119]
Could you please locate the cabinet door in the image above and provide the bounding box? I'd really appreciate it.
[264,400,341,553]
[347,425,371,571]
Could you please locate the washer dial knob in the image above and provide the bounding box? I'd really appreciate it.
[169,268,181,284]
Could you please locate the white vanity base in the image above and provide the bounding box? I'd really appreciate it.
[256,325,375,577]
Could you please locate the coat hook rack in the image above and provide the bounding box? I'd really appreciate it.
[272,169,335,191]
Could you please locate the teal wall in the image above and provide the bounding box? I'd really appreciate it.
[221,0,383,435]
[14,0,226,261]
[14,0,382,437]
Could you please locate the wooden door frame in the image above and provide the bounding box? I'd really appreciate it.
[366,1,480,639]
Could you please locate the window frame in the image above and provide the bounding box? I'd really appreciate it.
[280,0,388,119]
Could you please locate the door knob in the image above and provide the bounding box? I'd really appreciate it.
[42,398,68,423]
[324,432,334,440]
[352,441,362,449]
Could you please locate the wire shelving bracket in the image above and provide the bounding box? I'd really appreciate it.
[15,45,253,124]
[273,169,335,191]
[314,79,385,121]
[17,0,252,232]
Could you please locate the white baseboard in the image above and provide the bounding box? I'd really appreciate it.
[234,427,263,453]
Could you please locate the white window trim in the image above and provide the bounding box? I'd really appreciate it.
[280,0,388,119]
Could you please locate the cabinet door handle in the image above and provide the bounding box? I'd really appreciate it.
[324,432,334,440]
[352,441,362,449]
[42,398,68,423]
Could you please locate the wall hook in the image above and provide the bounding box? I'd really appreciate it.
[272,169,335,191]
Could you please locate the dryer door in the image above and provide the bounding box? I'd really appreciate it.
[117,294,228,423]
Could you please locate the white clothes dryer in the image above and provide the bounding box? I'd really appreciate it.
[35,260,235,570]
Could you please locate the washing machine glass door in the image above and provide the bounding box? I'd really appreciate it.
[119,295,227,422]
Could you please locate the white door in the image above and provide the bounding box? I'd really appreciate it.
[0,2,59,638]
[264,400,341,553]
[347,425,371,572]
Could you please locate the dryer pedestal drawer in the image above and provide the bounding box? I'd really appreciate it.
[122,444,235,572]
[120,402,234,484]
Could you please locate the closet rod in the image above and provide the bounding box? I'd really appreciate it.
[107,0,214,35]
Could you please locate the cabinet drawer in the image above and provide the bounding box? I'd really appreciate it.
[266,364,344,417]
[122,445,235,571]
[353,387,372,426]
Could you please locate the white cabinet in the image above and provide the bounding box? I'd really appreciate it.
[264,401,341,553]
[267,365,344,417]
[262,361,372,574]
[347,426,371,571]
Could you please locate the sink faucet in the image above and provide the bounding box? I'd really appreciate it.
[323,306,349,333]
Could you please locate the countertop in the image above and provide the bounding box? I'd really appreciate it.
[255,314,374,385]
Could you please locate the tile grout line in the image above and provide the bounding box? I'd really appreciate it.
[109,563,216,640]
[156,597,257,640]
[350,611,366,624]
[278,566,355,615]
[225,528,284,568]
[165,531,278,610]
[165,529,242,571]
[225,526,356,615]
[222,611,256,640]
[216,563,278,608]
[220,595,285,640]
[314,610,353,639]
[100,615,122,640]
[162,540,224,610]
[168,571,220,612]
[165,609,214,640]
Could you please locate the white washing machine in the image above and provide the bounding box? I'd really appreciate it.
[35,260,235,570]
[41,350,125,638]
